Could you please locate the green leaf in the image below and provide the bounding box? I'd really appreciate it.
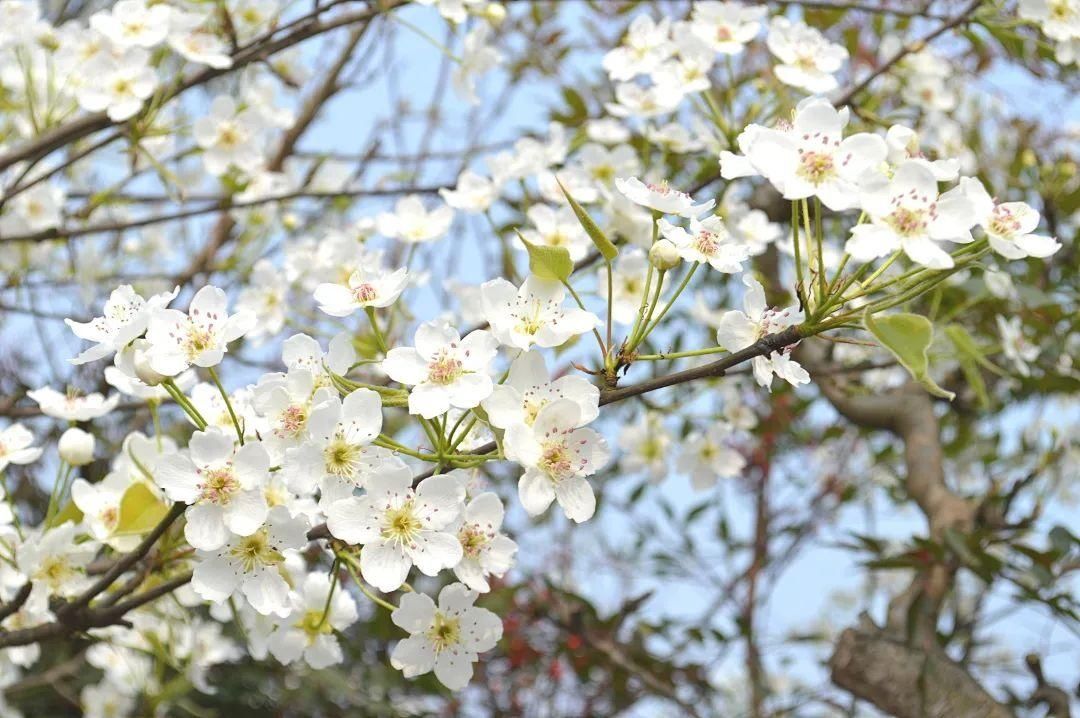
[115,482,169,536]
[555,179,618,261]
[51,500,84,527]
[864,311,955,400]
[516,229,573,281]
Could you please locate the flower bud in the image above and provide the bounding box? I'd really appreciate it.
[59,428,95,466]
[118,339,166,386]
[648,239,681,270]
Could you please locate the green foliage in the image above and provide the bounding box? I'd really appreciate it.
[516,229,574,281]
[115,482,169,536]
[864,310,955,400]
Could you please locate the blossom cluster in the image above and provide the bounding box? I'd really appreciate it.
[0,0,1071,712]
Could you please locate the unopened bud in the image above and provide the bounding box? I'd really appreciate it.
[59,428,95,466]
[649,239,681,270]
[118,339,166,386]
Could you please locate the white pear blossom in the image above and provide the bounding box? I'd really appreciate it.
[846,160,977,269]
[193,95,267,176]
[658,215,750,272]
[885,125,959,181]
[676,425,747,490]
[482,350,599,430]
[89,0,169,49]
[376,195,454,243]
[314,266,408,317]
[766,17,848,93]
[519,204,592,262]
[252,369,335,456]
[599,248,651,324]
[17,523,98,602]
[282,389,387,504]
[619,412,673,482]
[144,285,255,376]
[453,24,503,105]
[27,387,119,421]
[155,429,270,551]
[575,143,641,187]
[741,99,887,210]
[235,260,288,343]
[76,49,157,122]
[281,332,356,388]
[505,399,610,523]
[439,170,497,212]
[1019,0,1080,42]
[481,276,600,351]
[996,315,1039,377]
[382,321,498,419]
[326,466,465,592]
[688,1,767,54]
[267,571,358,668]
[615,176,715,217]
[390,583,502,691]
[452,492,517,593]
[66,284,178,365]
[714,275,808,389]
[605,81,683,118]
[960,178,1061,260]
[0,424,43,472]
[167,9,232,67]
[0,182,65,234]
[192,506,309,617]
[602,15,674,81]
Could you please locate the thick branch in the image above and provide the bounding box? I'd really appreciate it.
[830,625,1012,718]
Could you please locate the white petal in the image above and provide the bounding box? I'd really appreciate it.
[553,477,596,523]
[518,470,555,516]
[360,540,412,592]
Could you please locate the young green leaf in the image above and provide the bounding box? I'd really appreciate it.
[556,178,618,261]
[516,229,574,281]
[115,482,170,536]
[863,310,955,400]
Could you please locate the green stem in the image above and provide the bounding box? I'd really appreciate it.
[561,279,607,357]
[629,269,666,350]
[813,197,827,305]
[641,262,699,341]
[364,307,389,355]
[208,367,244,445]
[163,379,208,430]
[791,200,807,307]
[635,345,729,361]
[317,559,341,630]
[604,260,614,358]
[339,553,398,612]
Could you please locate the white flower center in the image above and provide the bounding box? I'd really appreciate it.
[427,352,464,385]
[324,436,364,478]
[197,465,240,504]
[459,524,493,558]
[426,611,462,653]
[229,529,282,572]
[276,404,307,438]
[539,440,576,481]
[353,283,378,303]
[988,205,1022,239]
[887,206,930,238]
[381,500,422,547]
[797,150,836,185]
